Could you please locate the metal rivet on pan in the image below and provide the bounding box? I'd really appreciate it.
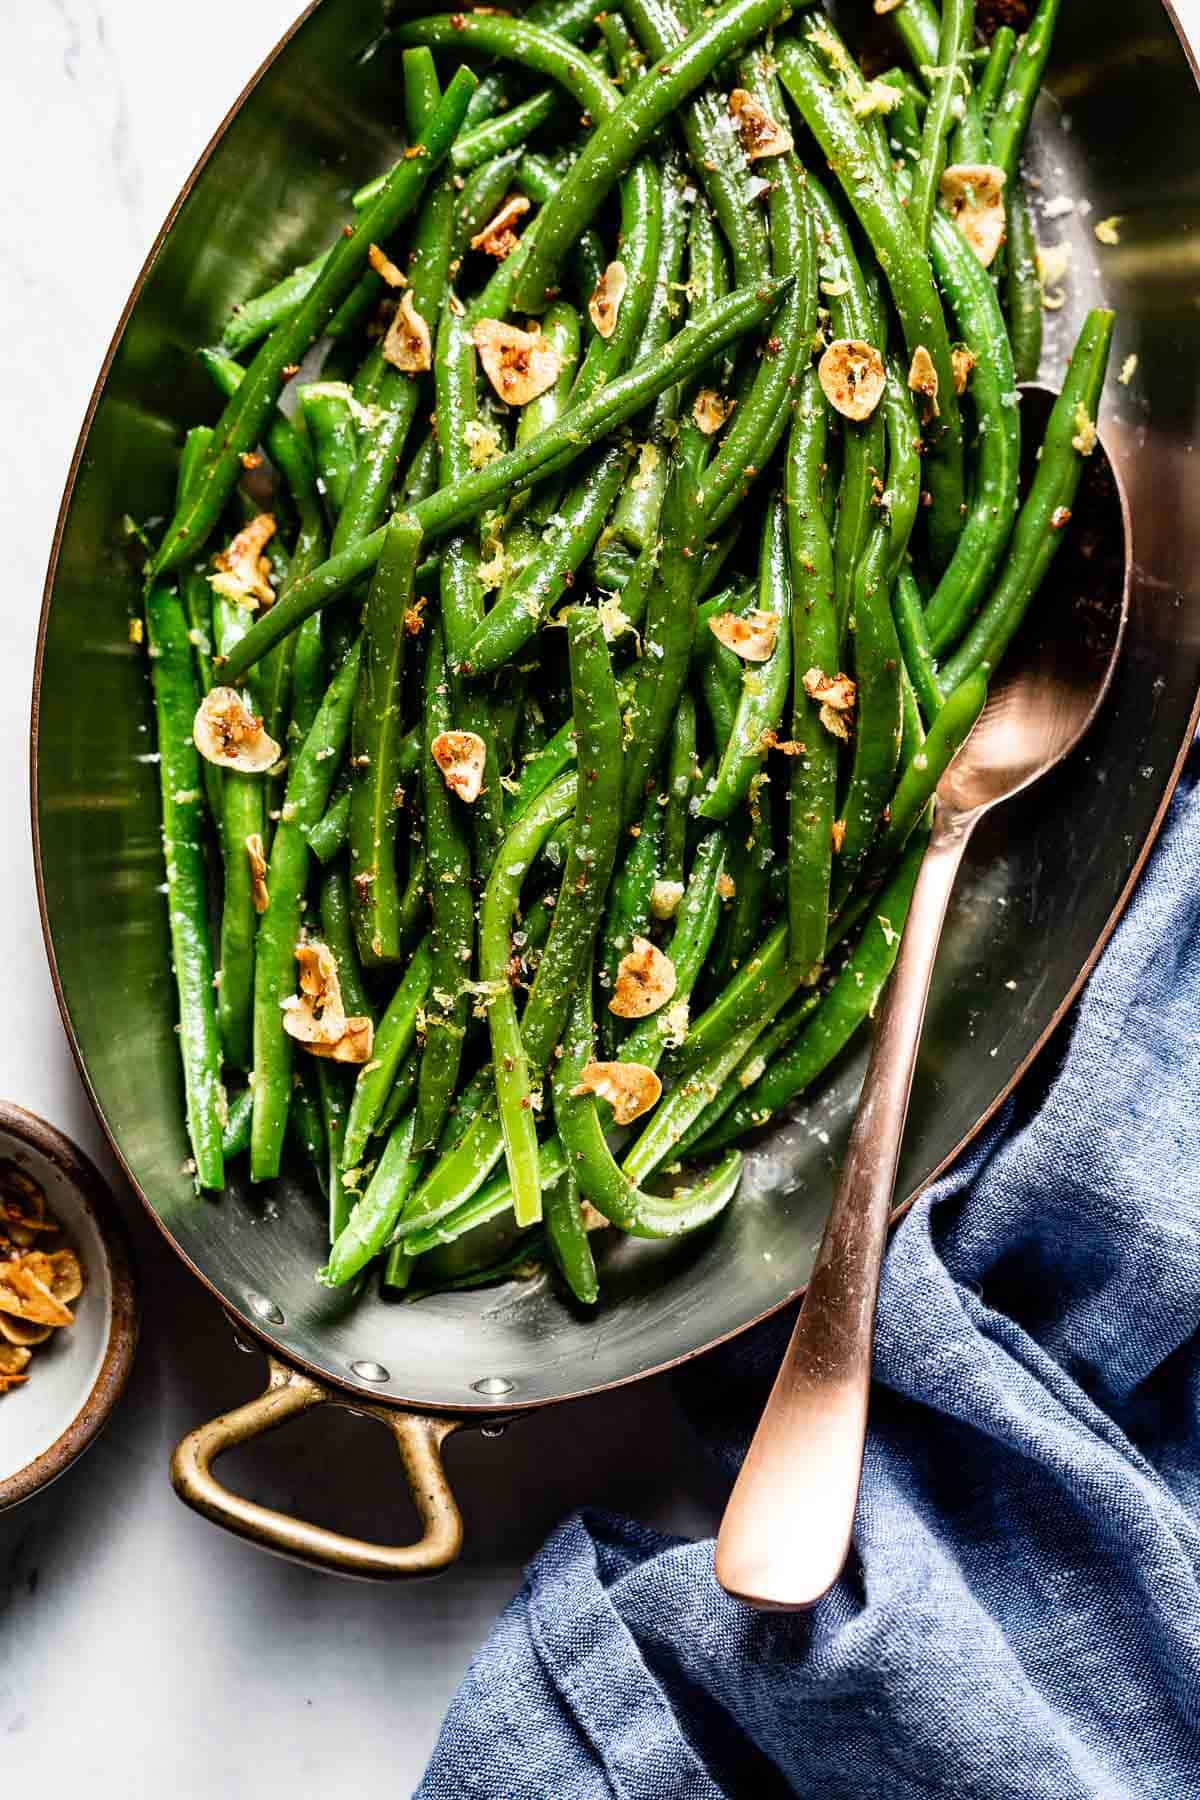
[350,1360,390,1383]
[246,1292,285,1326]
[480,1423,508,1439]
[471,1375,515,1397]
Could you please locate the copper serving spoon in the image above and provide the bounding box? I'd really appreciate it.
[715,390,1131,1611]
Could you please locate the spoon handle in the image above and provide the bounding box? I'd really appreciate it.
[715,805,977,1610]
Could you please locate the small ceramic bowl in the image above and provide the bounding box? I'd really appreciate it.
[0,1102,137,1510]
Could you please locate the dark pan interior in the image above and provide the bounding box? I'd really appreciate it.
[33,0,1200,1411]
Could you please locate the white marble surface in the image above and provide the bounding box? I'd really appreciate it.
[0,5,727,1792]
[3,2,1200,1794]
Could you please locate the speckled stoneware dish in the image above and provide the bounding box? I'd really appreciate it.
[0,1105,138,1512]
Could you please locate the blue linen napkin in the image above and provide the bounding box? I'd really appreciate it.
[419,740,1200,1800]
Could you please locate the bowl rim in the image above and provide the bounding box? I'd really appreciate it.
[26,0,1200,1415]
[0,1101,139,1511]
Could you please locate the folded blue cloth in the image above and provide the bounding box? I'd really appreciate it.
[419,740,1200,1800]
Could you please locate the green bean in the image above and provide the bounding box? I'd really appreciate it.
[150,69,476,581]
[299,385,358,518]
[348,513,422,966]
[696,101,811,537]
[289,615,326,746]
[696,828,927,1152]
[411,623,475,1153]
[671,988,821,1156]
[449,148,524,263]
[514,0,789,311]
[598,9,647,87]
[323,1111,425,1286]
[196,351,325,589]
[144,585,224,1189]
[989,0,1062,187]
[622,957,805,1182]
[620,456,704,824]
[898,663,926,772]
[700,647,738,756]
[505,300,580,527]
[206,614,264,1072]
[976,25,1017,128]
[220,277,790,680]
[599,804,662,1050]
[923,209,1022,656]
[892,567,945,724]
[399,1141,567,1255]
[570,159,662,407]
[940,308,1114,690]
[722,780,772,976]
[776,36,964,573]
[220,253,327,356]
[250,642,361,1182]
[460,444,630,678]
[455,89,563,174]
[785,369,838,982]
[619,0,770,290]
[882,359,923,582]
[545,1166,599,1305]
[221,1085,253,1161]
[303,788,351,864]
[608,158,691,553]
[699,492,792,821]
[459,0,613,129]
[859,670,987,891]
[342,936,435,1169]
[1005,182,1043,385]
[806,173,883,638]
[552,973,743,1236]
[480,773,578,1226]
[910,0,974,243]
[317,863,374,1026]
[619,828,727,1070]
[315,1063,353,1241]
[829,523,901,909]
[375,1046,419,1142]
[400,432,440,507]
[288,1065,328,1172]
[662,692,697,889]
[391,15,618,136]
[521,609,623,1066]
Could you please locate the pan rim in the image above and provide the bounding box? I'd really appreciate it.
[29,0,1200,1416]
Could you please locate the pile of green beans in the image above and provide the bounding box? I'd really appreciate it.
[139,0,1111,1309]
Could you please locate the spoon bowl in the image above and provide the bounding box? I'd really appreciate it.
[715,386,1131,1612]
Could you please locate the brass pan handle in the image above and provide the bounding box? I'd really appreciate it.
[170,1354,463,1580]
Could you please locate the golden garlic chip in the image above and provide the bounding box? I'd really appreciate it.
[246,833,270,913]
[368,243,407,288]
[951,346,976,394]
[383,291,433,373]
[210,513,277,610]
[692,388,734,435]
[588,262,628,340]
[610,937,677,1019]
[432,730,487,804]
[571,1060,663,1126]
[0,1255,75,1328]
[471,194,531,260]
[282,941,374,1064]
[729,88,793,161]
[803,667,857,741]
[194,688,281,774]
[907,344,940,420]
[818,339,886,421]
[650,879,685,921]
[708,608,779,663]
[940,164,1007,268]
[472,319,562,405]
